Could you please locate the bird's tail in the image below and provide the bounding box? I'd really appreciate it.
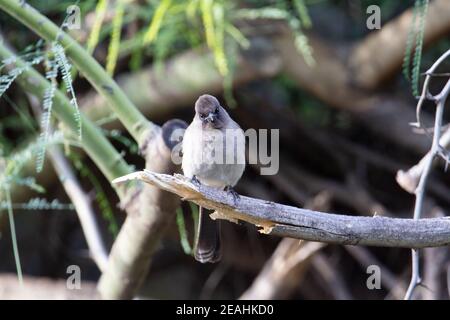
[194,206,222,263]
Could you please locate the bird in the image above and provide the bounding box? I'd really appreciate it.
[182,94,246,263]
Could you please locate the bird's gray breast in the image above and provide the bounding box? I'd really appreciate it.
[186,127,245,188]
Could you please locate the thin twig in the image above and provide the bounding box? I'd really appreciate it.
[404,57,450,300]
[397,49,450,193]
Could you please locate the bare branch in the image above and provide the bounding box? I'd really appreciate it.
[397,49,450,193]
[49,146,109,272]
[112,171,450,249]
[403,50,450,300]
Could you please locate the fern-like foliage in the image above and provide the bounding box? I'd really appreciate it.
[143,0,172,45]
[200,0,229,75]
[0,198,74,210]
[53,43,82,139]
[411,0,428,97]
[402,0,419,82]
[236,7,315,67]
[3,132,64,181]
[13,177,45,193]
[69,152,119,236]
[0,53,44,98]
[36,55,58,173]
[106,0,126,76]
[2,41,83,173]
[87,0,110,54]
[99,0,315,83]
[0,67,23,97]
[402,0,429,96]
[293,0,312,29]
[102,128,138,154]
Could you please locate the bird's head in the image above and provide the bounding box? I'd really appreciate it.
[195,94,225,129]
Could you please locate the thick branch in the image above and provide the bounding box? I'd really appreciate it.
[112,171,450,249]
[98,120,187,300]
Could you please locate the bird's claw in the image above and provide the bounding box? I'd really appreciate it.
[225,185,240,204]
[191,175,201,187]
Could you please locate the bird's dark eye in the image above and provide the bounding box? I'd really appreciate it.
[214,107,219,114]
[200,114,205,119]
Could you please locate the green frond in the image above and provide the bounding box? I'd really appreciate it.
[87,0,110,54]
[106,0,126,76]
[201,0,216,49]
[235,8,289,20]
[1,54,44,98]
[53,43,81,139]
[13,177,45,193]
[36,55,58,173]
[186,0,200,21]
[4,132,64,180]
[293,0,312,28]
[225,23,250,49]
[143,0,172,45]
[411,0,429,97]
[402,0,420,81]
[153,23,179,70]
[176,207,193,255]
[103,129,138,154]
[0,198,74,210]
[289,17,315,67]
[69,152,118,236]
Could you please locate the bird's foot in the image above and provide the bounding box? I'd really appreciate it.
[191,175,201,187]
[225,185,240,204]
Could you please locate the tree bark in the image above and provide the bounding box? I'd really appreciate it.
[97,120,187,299]
[112,171,450,249]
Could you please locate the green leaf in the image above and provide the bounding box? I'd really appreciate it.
[176,207,193,255]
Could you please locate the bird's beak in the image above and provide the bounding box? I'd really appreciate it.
[205,113,216,123]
